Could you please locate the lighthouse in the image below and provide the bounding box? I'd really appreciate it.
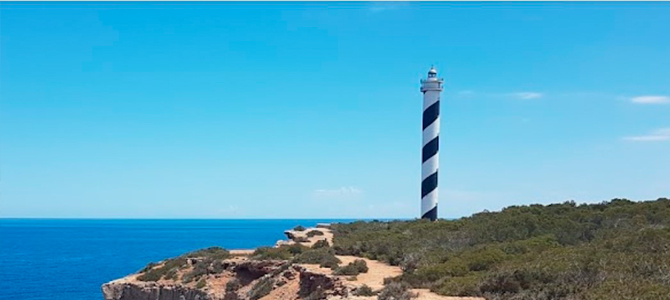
[420,66,443,221]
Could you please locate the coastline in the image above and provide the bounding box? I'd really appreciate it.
[101,223,482,300]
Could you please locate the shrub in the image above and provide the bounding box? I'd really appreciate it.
[211,260,226,274]
[137,270,163,282]
[139,262,158,273]
[460,247,506,272]
[137,257,188,282]
[354,284,376,296]
[333,259,368,275]
[294,236,310,243]
[330,198,670,299]
[252,245,306,260]
[248,276,274,300]
[302,286,326,300]
[294,225,306,231]
[195,278,207,289]
[306,230,325,237]
[319,255,341,269]
[312,240,330,249]
[433,275,482,297]
[414,258,468,282]
[226,278,241,292]
[164,268,179,280]
[378,282,418,300]
[186,247,231,260]
[294,249,341,268]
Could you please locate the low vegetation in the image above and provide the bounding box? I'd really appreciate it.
[195,278,206,289]
[306,230,324,237]
[294,248,341,269]
[247,276,274,300]
[377,282,418,300]
[225,278,241,292]
[353,284,376,296]
[294,236,310,243]
[333,259,368,275]
[332,198,670,299]
[137,247,230,282]
[311,240,330,249]
[293,225,306,231]
[251,244,307,260]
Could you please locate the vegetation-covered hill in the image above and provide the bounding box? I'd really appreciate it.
[331,198,670,300]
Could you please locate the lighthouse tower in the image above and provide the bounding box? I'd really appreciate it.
[420,66,443,221]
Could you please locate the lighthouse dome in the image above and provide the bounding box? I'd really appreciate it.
[428,67,437,74]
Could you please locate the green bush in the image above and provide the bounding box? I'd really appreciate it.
[312,240,330,249]
[330,198,670,299]
[294,249,341,268]
[353,284,376,296]
[182,260,209,283]
[137,257,188,282]
[294,236,310,243]
[414,258,468,282]
[306,230,325,237]
[226,278,241,292]
[319,255,341,269]
[460,247,506,271]
[248,276,274,300]
[252,245,307,260]
[293,225,306,231]
[432,275,482,297]
[185,247,230,260]
[302,286,326,300]
[195,278,207,289]
[139,262,158,273]
[378,282,418,300]
[333,259,368,275]
[137,246,232,282]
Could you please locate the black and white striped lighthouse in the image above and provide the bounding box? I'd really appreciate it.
[420,67,443,221]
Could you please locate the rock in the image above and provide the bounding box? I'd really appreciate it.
[102,282,211,300]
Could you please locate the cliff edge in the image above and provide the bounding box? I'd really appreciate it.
[102,225,481,300]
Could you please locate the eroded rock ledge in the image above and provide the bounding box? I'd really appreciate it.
[102,258,352,300]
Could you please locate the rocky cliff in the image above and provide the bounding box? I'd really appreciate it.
[103,258,354,300]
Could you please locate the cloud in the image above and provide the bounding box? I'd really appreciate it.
[313,186,363,199]
[513,92,543,100]
[630,95,669,104]
[622,128,670,142]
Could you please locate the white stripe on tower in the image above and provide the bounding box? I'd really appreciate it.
[420,66,443,221]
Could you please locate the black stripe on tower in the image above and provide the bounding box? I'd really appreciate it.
[421,206,437,220]
[421,172,438,198]
[422,137,439,163]
[422,101,439,129]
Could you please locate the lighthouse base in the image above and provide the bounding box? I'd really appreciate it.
[421,207,437,221]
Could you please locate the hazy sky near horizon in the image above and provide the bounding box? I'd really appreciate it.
[1,3,669,219]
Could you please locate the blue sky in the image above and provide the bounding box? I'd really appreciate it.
[1,2,668,219]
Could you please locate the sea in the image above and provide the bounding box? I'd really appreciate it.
[0,219,353,300]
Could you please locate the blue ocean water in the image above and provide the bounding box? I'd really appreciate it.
[0,219,352,300]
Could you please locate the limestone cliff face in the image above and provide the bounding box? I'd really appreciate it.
[102,281,211,300]
[101,226,356,300]
[101,260,350,300]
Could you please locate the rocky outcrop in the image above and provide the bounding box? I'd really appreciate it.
[102,281,211,300]
[102,259,353,300]
[102,226,362,300]
[297,267,348,299]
